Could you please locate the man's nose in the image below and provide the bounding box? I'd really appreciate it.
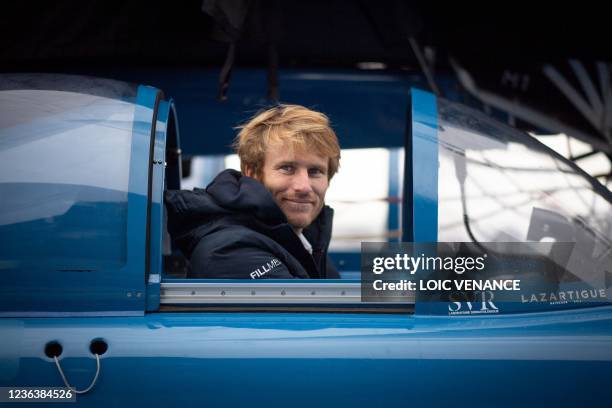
[292,169,313,193]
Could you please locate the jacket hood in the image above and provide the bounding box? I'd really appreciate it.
[165,169,287,252]
[205,169,287,224]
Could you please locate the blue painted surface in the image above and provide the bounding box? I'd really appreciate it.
[146,99,171,311]
[409,89,438,243]
[3,73,612,407]
[328,252,361,275]
[1,306,611,407]
[0,82,158,315]
[107,68,416,155]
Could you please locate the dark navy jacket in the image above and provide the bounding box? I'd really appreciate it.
[165,169,339,279]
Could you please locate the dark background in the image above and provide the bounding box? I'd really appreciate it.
[1,0,610,165]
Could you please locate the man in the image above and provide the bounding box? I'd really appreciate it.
[165,104,341,279]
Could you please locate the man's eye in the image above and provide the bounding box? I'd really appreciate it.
[308,168,325,177]
[279,165,294,173]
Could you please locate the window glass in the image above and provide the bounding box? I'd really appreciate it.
[437,99,612,306]
[0,89,136,271]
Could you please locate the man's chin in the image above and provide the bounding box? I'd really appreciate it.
[286,215,313,230]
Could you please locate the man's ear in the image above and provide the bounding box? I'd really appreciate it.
[243,165,256,178]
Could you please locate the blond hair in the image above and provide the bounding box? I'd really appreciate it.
[233,105,340,179]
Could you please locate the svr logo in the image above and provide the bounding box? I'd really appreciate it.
[448,291,499,313]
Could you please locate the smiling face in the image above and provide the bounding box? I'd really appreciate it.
[246,142,330,234]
